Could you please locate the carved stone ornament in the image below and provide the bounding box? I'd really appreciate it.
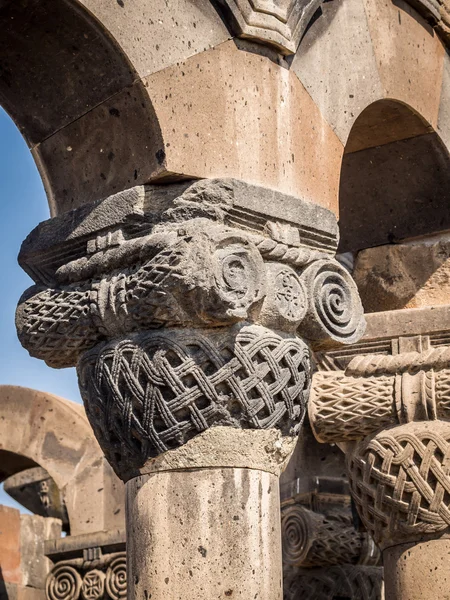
[347,420,450,549]
[216,0,323,54]
[16,178,365,480]
[46,553,126,600]
[309,307,450,550]
[281,503,380,568]
[284,565,384,600]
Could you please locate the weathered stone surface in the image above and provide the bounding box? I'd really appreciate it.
[383,538,450,600]
[292,0,383,145]
[20,515,61,590]
[0,386,124,536]
[124,426,297,477]
[363,0,445,128]
[127,468,282,600]
[0,506,21,585]
[16,179,366,479]
[352,236,450,312]
[144,42,343,214]
[77,0,230,80]
[4,468,68,529]
[217,0,323,54]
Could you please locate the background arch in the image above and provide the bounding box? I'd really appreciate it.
[0,385,124,536]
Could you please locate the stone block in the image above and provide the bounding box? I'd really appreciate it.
[144,40,343,213]
[19,515,61,589]
[291,0,383,145]
[353,235,450,312]
[363,0,445,128]
[0,506,21,585]
[77,0,230,80]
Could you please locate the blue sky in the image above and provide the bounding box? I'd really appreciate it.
[0,107,81,511]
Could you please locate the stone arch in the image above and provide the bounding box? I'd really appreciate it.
[0,385,124,536]
[338,99,450,251]
[291,0,450,219]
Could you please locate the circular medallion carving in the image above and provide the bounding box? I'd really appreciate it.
[281,505,313,566]
[81,570,105,600]
[300,260,365,344]
[46,565,82,600]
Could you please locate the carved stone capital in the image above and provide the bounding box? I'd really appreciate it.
[281,503,380,568]
[347,420,450,549]
[17,179,365,480]
[309,306,450,550]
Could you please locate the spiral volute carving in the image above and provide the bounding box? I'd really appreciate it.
[106,556,127,600]
[46,565,82,600]
[281,505,314,566]
[300,260,365,344]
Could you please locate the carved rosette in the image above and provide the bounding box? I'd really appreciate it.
[16,179,365,479]
[46,553,127,600]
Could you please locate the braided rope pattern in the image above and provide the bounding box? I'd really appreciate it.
[347,347,450,376]
[78,325,311,478]
[17,287,98,368]
[347,421,450,546]
[251,236,329,266]
[284,566,383,600]
[435,370,450,417]
[310,372,395,443]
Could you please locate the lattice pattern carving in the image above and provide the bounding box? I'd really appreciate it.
[347,421,450,547]
[78,324,311,479]
[310,372,396,443]
[284,566,384,600]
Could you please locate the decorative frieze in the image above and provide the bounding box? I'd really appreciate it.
[46,553,126,600]
[309,306,450,552]
[16,179,365,480]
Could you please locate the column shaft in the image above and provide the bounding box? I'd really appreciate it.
[383,539,450,600]
[126,468,282,600]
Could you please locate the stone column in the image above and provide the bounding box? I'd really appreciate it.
[16,179,365,600]
[309,312,450,600]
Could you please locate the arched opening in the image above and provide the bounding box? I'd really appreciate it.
[0,0,164,214]
[338,99,450,313]
[338,100,450,253]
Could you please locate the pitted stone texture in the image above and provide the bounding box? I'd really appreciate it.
[76,0,230,80]
[144,42,343,214]
[363,0,445,128]
[384,538,450,600]
[128,427,297,476]
[292,0,383,145]
[353,236,450,312]
[127,468,283,600]
[217,0,323,54]
[78,324,311,481]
